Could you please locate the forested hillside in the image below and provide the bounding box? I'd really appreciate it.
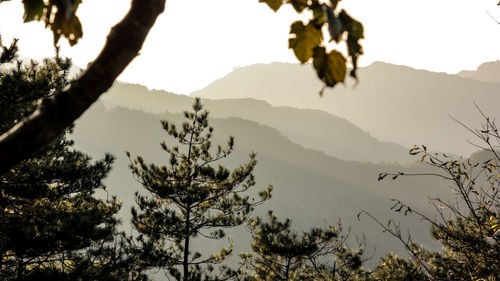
[72,101,449,265]
[101,82,410,164]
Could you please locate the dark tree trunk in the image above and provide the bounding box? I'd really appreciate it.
[0,0,166,176]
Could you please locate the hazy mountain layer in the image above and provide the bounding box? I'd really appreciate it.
[72,102,449,268]
[101,82,411,164]
[192,62,500,156]
[458,61,500,83]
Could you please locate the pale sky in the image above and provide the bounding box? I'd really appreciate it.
[0,0,499,94]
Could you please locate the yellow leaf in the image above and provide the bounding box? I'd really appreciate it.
[49,8,83,46]
[312,47,346,88]
[259,0,283,12]
[289,21,323,63]
[289,0,308,12]
[22,0,45,22]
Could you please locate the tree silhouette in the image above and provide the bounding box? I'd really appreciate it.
[127,98,272,281]
[241,212,367,281]
[0,38,141,281]
[371,109,500,280]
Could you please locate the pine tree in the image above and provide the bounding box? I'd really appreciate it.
[0,37,142,281]
[240,212,367,281]
[127,98,273,281]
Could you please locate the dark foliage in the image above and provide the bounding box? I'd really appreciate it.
[0,37,144,281]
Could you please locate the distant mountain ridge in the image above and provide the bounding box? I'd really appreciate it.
[101,82,411,164]
[66,61,500,276]
[458,61,500,83]
[192,61,500,157]
[72,101,445,268]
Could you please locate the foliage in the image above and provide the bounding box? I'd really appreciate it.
[0,0,83,46]
[372,109,500,281]
[2,0,363,90]
[240,212,368,281]
[371,254,426,281]
[260,0,364,91]
[0,37,142,281]
[0,39,69,133]
[127,98,273,281]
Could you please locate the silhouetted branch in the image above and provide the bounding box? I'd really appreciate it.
[0,0,166,175]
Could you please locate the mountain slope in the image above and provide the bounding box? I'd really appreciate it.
[192,62,500,156]
[72,102,446,267]
[101,82,410,163]
[458,61,500,83]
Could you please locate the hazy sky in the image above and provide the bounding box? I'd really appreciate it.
[0,0,499,94]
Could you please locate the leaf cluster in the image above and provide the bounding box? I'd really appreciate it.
[0,0,83,46]
[260,0,364,92]
[372,111,500,281]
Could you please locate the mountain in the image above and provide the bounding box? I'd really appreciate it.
[101,82,411,164]
[72,101,447,270]
[192,62,500,156]
[458,61,500,83]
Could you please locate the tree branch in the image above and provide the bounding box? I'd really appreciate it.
[0,0,166,175]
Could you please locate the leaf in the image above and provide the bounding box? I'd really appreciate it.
[326,7,344,42]
[50,9,83,46]
[409,147,420,155]
[312,47,346,88]
[22,0,45,22]
[312,4,326,26]
[66,0,82,20]
[288,0,308,13]
[378,173,388,181]
[259,0,283,12]
[421,154,426,162]
[330,0,340,9]
[289,21,323,63]
[338,10,364,79]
